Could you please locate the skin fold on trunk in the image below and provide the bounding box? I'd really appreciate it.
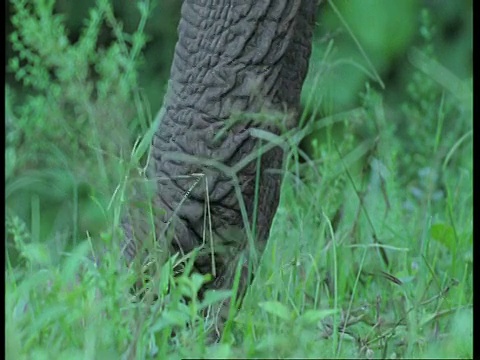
[122,0,319,334]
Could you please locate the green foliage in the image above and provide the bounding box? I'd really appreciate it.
[7,0,150,179]
[5,0,472,359]
[6,0,153,254]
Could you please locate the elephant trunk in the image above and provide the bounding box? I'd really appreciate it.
[122,0,318,324]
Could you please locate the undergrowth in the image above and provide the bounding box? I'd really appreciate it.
[6,0,153,257]
[5,1,472,359]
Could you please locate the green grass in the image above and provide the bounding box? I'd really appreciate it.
[5,1,472,359]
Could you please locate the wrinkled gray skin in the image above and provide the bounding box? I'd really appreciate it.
[123,0,318,326]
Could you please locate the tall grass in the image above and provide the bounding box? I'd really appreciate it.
[5,1,472,359]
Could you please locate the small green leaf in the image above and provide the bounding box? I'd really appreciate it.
[258,301,292,321]
[151,310,190,333]
[430,223,455,252]
[176,272,209,299]
[296,309,339,326]
[199,290,232,311]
